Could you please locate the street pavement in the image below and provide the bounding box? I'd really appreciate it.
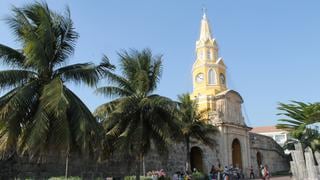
[248,176,291,180]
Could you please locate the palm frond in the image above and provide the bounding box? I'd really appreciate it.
[21,103,50,157]
[94,99,121,120]
[64,87,101,156]
[54,57,114,87]
[42,78,69,117]
[51,7,79,66]
[0,44,25,68]
[0,70,36,90]
[95,86,132,99]
[277,101,320,150]
[0,82,39,156]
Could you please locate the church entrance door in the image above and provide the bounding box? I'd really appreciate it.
[257,152,263,173]
[190,146,204,172]
[232,139,242,169]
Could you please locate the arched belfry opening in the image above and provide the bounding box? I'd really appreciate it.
[232,139,242,169]
[190,146,204,172]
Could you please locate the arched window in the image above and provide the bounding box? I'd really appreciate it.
[220,73,226,85]
[208,69,216,84]
[198,50,204,60]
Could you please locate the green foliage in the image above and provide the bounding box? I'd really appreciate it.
[95,49,179,178]
[192,171,207,180]
[124,176,153,180]
[158,176,171,180]
[0,2,114,160]
[276,101,320,151]
[176,93,217,147]
[176,93,217,171]
[48,177,81,180]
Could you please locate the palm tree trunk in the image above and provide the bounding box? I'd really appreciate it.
[65,153,69,178]
[185,136,191,173]
[135,153,142,180]
[142,155,146,176]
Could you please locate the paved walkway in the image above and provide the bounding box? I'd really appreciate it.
[249,176,291,180]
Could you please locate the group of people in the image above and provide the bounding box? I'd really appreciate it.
[173,163,270,180]
[208,163,270,180]
[172,171,192,180]
[209,164,244,180]
[248,164,270,180]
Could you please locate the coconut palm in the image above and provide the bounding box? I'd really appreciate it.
[176,93,218,172]
[0,2,114,176]
[95,49,178,180]
[276,101,320,150]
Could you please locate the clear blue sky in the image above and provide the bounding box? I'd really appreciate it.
[1,0,320,126]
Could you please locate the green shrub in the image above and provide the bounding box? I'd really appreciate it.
[48,177,81,180]
[192,172,206,180]
[159,176,171,180]
[124,176,153,180]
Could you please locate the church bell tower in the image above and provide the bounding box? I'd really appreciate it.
[191,11,227,112]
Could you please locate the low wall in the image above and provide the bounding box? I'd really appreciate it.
[249,133,289,177]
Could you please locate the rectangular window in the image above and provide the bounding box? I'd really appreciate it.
[274,134,286,143]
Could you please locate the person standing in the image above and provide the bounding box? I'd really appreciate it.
[262,165,270,180]
[209,165,216,180]
[249,166,254,179]
[260,165,264,179]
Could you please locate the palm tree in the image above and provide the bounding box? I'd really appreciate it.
[95,49,178,180]
[276,101,320,150]
[176,93,218,172]
[0,2,114,177]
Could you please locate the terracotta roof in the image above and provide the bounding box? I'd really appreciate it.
[250,126,286,133]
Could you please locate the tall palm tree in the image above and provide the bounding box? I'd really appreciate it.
[0,2,114,176]
[95,49,178,180]
[176,93,218,172]
[276,101,320,150]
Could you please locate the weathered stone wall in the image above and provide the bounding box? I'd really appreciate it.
[141,139,218,175]
[249,132,289,177]
[0,154,106,178]
[0,133,288,179]
[0,140,218,178]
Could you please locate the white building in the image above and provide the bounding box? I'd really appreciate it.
[250,126,289,146]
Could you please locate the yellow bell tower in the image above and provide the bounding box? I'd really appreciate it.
[191,11,227,112]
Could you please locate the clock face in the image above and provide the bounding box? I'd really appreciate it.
[195,73,204,83]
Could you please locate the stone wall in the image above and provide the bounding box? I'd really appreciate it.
[0,154,105,178]
[0,133,288,179]
[0,140,217,178]
[249,132,289,177]
[142,139,218,175]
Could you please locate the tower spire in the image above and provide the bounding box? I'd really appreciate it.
[202,7,207,19]
[199,8,212,41]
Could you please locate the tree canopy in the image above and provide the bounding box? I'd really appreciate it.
[276,101,320,150]
[95,49,179,178]
[0,2,114,159]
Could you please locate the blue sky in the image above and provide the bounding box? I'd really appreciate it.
[0,0,320,126]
